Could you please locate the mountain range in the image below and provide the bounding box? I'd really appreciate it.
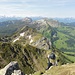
[53,18,75,23]
[0,16,22,22]
[0,17,75,75]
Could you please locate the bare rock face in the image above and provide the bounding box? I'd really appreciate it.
[22,17,32,23]
[31,37,51,50]
[0,61,25,75]
[11,70,24,75]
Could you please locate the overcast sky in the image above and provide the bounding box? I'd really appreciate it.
[0,0,75,17]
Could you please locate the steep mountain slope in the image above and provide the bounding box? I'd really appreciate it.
[0,17,32,37]
[0,42,48,74]
[12,26,51,50]
[0,42,73,74]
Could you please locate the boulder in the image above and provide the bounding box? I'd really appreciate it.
[0,61,25,75]
[11,70,24,75]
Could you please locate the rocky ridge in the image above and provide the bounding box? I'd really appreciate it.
[12,26,52,50]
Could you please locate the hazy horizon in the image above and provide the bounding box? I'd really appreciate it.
[0,15,75,19]
[0,0,75,18]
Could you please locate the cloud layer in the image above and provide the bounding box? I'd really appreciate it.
[0,0,75,17]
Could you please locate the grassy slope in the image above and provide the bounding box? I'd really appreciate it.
[54,26,75,51]
[42,63,75,75]
[53,26,75,62]
[33,63,75,75]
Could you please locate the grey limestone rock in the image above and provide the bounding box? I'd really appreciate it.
[0,61,25,75]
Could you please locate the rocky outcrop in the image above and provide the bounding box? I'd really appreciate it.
[31,37,51,50]
[22,17,32,23]
[0,61,25,75]
[12,26,52,50]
